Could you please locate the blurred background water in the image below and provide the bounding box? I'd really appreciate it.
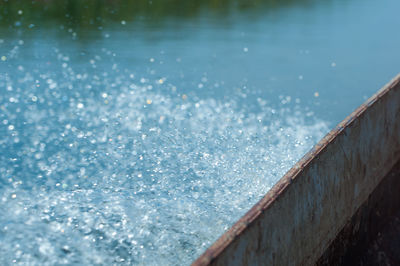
[0,0,399,265]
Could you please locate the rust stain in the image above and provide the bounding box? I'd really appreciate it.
[192,74,400,266]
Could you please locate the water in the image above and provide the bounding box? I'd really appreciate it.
[0,0,399,265]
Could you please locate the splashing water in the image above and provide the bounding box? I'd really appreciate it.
[0,45,329,265]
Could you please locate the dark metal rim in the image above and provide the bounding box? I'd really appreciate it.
[192,74,400,266]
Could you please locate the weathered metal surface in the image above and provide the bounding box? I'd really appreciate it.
[317,160,400,265]
[192,74,400,266]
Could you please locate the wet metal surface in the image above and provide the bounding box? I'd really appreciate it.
[192,74,400,265]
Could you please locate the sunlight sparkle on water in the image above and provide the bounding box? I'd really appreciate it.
[0,42,329,265]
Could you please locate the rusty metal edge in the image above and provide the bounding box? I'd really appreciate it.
[192,74,400,266]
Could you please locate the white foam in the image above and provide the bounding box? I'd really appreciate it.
[0,48,329,265]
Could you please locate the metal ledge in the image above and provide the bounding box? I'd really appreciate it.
[193,74,400,265]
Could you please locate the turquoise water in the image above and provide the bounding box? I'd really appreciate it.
[0,0,400,265]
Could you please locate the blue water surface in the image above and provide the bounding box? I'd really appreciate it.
[0,0,400,264]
